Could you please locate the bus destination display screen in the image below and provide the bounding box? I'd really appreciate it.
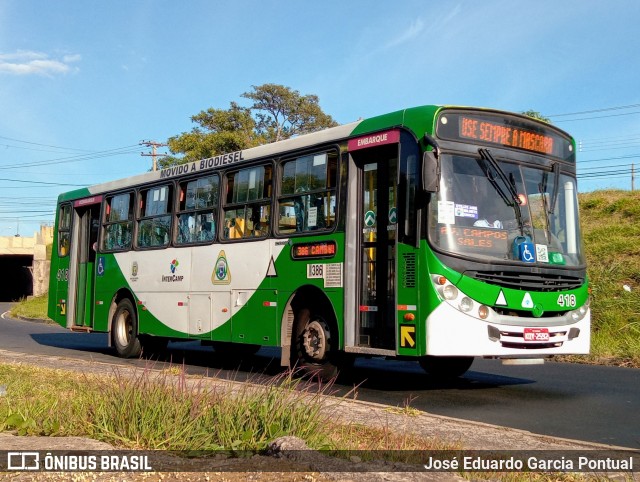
[436,111,574,161]
[292,241,337,259]
[438,225,508,256]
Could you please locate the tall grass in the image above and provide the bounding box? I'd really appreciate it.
[86,366,334,451]
[0,362,464,456]
[0,363,335,451]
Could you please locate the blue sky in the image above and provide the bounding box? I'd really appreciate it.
[1,0,639,236]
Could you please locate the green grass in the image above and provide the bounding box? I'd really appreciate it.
[12,189,640,367]
[10,294,50,321]
[576,190,640,367]
[0,363,335,451]
[0,363,454,454]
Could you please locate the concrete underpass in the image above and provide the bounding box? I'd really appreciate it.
[0,227,53,302]
[0,255,34,301]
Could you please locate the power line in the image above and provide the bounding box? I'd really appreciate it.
[578,168,635,179]
[547,103,640,118]
[0,145,140,170]
[0,177,85,186]
[578,140,640,152]
[578,134,640,145]
[0,135,93,152]
[554,111,640,123]
[0,210,55,217]
[578,163,635,172]
[577,154,639,164]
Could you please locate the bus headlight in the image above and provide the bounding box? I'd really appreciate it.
[459,297,473,312]
[432,274,493,321]
[570,304,589,322]
[443,285,458,300]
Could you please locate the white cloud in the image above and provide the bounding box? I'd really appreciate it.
[385,18,425,49]
[62,54,82,63]
[0,50,81,76]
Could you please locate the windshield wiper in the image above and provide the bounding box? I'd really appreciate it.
[549,162,560,215]
[538,173,552,244]
[537,163,560,246]
[478,148,524,234]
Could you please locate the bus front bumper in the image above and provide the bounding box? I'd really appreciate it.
[424,301,591,357]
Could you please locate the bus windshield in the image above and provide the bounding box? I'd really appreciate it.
[429,153,585,267]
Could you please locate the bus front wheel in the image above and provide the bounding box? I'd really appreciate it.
[292,308,338,381]
[112,298,142,358]
[419,356,474,379]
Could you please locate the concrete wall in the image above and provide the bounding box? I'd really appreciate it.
[33,226,53,297]
[0,225,53,298]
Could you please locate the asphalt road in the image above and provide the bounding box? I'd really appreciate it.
[1,302,638,449]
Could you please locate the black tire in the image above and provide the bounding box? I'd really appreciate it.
[112,298,142,358]
[291,308,339,381]
[419,356,474,379]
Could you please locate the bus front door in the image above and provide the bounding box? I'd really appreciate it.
[67,202,100,329]
[356,148,398,350]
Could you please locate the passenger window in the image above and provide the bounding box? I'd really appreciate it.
[176,175,219,245]
[137,185,173,248]
[57,204,72,257]
[277,152,337,234]
[223,165,272,240]
[102,193,134,251]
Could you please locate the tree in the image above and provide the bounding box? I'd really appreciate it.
[521,110,551,123]
[160,84,337,168]
[242,83,338,143]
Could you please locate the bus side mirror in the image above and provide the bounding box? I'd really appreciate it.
[422,151,439,193]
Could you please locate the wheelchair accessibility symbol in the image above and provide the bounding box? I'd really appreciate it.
[519,242,536,263]
[97,257,105,276]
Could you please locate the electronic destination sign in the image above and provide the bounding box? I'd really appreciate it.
[436,111,575,161]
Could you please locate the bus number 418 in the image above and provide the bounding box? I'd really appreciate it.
[557,294,576,308]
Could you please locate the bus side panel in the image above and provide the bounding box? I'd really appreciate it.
[92,251,200,338]
[396,242,424,356]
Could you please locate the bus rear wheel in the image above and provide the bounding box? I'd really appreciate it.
[419,356,474,379]
[292,308,338,381]
[112,298,142,358]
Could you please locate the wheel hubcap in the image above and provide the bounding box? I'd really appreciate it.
[115,310,132,346]
[302,320,327,361]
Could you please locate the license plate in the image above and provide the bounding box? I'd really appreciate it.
[524,328,550,342]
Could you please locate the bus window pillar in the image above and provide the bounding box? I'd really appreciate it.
[564,181,577,254]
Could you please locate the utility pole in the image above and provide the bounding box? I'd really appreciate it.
[632,163,635,191]
[140,140,168,171]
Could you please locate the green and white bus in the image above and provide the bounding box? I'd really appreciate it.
[48,105,589,380]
